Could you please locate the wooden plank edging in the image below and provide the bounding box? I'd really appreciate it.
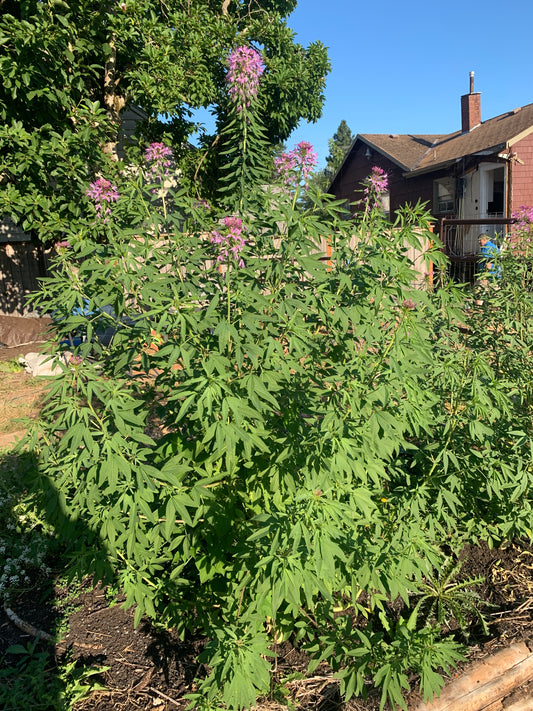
[415,642,533,711]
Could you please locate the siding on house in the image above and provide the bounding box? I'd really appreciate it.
[332,144,397,209]
[332,144,445,218]
[331,95,533,228]
[511,133,533,210]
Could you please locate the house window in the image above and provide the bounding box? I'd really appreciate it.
[487,167,504,215]
[433,177,455,214]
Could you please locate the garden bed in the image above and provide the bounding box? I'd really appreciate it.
[1,364,533,710]
[1,539,533,710]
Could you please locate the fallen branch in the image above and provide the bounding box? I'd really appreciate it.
[148,686,181,707]
[3,603,54,642]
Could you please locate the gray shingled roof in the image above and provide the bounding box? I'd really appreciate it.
[358,134,446,172]
[357,101,533,177]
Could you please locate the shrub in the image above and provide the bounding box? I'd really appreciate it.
[27,48,533,710]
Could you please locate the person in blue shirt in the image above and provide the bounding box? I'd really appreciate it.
[478,233,501,280]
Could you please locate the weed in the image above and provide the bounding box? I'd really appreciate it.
[0,639,107,710]
[409,558,490,640]
[49,575,87,640]
[0,359,24,374]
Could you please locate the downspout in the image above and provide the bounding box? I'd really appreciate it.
[506,154,512,218]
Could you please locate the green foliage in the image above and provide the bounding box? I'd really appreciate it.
[0,453,56,603]
[0,0,329,241]
[21,47,533,711]
[408,558,489,640]
[0,640,107,710]
[311,617,464,710]
[0,359,24,374]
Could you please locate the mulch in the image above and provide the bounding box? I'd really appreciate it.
[1,541,533,710]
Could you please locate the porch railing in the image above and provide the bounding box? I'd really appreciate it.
[437,217,516,283]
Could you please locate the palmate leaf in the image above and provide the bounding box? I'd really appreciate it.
[25,59,533,711]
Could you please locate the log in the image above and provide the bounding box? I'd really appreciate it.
[504,699,533,711]
[415,642,533,711]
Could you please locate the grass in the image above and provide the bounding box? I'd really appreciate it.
[0,359,24,374]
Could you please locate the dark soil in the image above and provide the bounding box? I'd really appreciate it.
[1,540,533,711]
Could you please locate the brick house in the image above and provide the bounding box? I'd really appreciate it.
[330,73,533,266]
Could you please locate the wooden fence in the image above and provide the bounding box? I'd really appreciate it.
[0,225,432,318]
[0,239,49,316]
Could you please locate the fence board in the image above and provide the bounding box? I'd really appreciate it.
[0,241,48,316]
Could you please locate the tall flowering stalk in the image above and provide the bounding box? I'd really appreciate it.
[362,166,388,211]
[144,142,174,219]
[86,177,119,222]
[226,46,264,109]
[210,216,246,269]
[210,216,247,334]
[221,46,267,212]
[145,142,173,185]
[274,141,318,193]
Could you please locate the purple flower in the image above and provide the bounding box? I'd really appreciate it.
[210,216,246,268]
[145,142,173,185]
[274,141,318,191]
[274,152,298,189]
[402,299,416,310]
[193,199,211,212]
[226,46,264,108]
[510,205,533,253]
[55,240,70,250]
[361,166,389,212]
[86,177,119,222]
[69,354,83,366]
[363,166,388,198]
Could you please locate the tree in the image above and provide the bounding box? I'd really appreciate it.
[303,120,355,203]
[325,119,355,178]
[0,0,330,241]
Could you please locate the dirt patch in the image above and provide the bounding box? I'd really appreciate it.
[0,541,533,710]
[0,369,47,446]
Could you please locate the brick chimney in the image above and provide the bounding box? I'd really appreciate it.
[461,71,481,132]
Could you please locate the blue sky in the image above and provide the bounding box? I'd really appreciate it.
[287,0,533,169]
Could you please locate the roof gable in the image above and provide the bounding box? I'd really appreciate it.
[340,102,533,181]
[357,134,446,171]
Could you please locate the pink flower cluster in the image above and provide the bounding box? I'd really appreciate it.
[210,216,246,268]
[145,142,173,184]
[274,141,318,190]
[226,46,264,107]
[510,205,533,253]
[363,166,388,198]
[86,178,119,221]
